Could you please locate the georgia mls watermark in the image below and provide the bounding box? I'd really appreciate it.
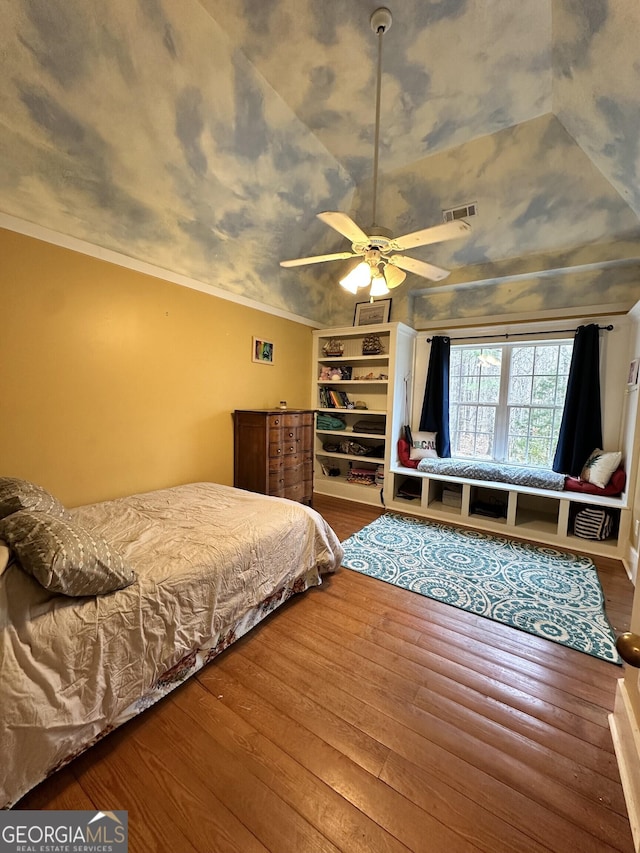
[0,811,128,853]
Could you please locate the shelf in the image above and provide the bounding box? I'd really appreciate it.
[317,355,390,363]
[317,429,386,439]
[318,380,389,386]
[317,451,383,464]
[317,408,387,416]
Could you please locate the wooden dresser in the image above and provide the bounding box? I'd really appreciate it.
[233,409,314,504]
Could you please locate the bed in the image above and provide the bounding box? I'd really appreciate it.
[0,481,343,809]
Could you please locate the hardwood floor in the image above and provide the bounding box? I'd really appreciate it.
[17,494,636,852]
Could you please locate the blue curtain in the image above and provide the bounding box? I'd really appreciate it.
[419,335,451,457]
[552,324,603,476]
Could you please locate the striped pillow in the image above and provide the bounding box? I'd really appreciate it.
[0,510,136,596]
[0,477,67,520]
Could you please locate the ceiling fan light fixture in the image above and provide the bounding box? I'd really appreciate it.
[383,264,406,289]
[369,272,390,297]
[339,260,371,293]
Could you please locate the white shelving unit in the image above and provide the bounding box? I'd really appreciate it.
[311,322,416,507]
[385,466,630,558]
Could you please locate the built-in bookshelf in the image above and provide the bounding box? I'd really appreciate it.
[311,322,416,506]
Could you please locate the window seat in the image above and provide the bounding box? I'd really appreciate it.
[396,439,626,505]
[415,457,565,491]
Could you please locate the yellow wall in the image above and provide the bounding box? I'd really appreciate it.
[0,229,313,507]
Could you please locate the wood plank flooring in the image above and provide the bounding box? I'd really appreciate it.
[16,494,636,852]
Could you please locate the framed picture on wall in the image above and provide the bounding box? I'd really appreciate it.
[353,298,392,326]
[252,337,274,364]
[628,357,639,386]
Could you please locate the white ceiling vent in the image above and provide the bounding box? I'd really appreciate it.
[443,202,478,222]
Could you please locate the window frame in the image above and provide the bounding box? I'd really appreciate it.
[448,338,573,469]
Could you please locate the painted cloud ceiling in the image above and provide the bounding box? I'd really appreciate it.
[1,0,639,326]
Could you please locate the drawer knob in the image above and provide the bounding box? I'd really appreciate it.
[274,418,280,425]
[277,448,282,454]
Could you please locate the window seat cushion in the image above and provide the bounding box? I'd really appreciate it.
[415,457,567,491]
[564,466,626,496]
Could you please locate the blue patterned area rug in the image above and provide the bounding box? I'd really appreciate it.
[341,513,621,664]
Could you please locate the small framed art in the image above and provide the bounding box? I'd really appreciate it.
[252,337,274,364]
[353,298,392,326]
[627,357,639,386]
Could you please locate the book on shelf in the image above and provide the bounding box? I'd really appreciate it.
[322,387,351,409]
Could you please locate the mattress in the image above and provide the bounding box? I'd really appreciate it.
[0,482,343,808]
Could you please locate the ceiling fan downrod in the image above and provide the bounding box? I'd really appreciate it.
[370,8,392,230]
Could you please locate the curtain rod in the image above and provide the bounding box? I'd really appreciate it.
[426,324,614,343]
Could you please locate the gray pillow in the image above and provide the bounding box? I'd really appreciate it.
[0,510,136,596]
[0,477,67,520]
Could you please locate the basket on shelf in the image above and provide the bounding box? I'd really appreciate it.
[362,334,383,355]
[322,339,344,357]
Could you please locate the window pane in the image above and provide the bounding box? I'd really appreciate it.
[457,432,477,456]
[534,346,558,373]
[528,438,552,467]
[476,406,496,433]
[457,405,477,431]
[555,373,569,406]
[509,376,532,405]
[530,408,553,437]
[511,347,534,375]
[474,433,493,458]
[509,407,530,434]
[508,436,529,464]
[532,375,557,406]
[559,345,572,374]
[479,375,500,403]
[461,349,481,376]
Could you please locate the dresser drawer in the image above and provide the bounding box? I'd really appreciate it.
[268,415,285,429]
[284,463,303,486]
[285,481,305,502]
[269,472,285,493]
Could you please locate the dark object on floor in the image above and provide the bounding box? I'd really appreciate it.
[470,499,506,519]
[397,478,422,500]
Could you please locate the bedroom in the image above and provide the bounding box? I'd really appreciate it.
[1,0,640,850]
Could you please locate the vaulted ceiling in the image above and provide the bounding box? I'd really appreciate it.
[1,0,638,326]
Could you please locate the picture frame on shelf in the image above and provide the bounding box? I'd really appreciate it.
[353,298,391,326]
[252,337,274,364]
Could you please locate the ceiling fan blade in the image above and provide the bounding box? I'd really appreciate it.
[280,251,355,268]
[317,211,370,244]
[389,254,450,282]
[389,219,471,251]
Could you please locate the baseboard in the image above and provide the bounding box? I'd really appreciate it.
[628,543,639,586]
[609,679,640,852]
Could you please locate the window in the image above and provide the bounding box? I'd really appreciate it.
[449,341,573,468]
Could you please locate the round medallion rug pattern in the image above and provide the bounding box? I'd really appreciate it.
[341,513,621,664]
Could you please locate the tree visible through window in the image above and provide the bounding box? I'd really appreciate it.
[449,341,573,468]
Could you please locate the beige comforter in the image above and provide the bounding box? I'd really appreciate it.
[0,482,343,808]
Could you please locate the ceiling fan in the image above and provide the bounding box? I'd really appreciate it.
[280,7,471,298]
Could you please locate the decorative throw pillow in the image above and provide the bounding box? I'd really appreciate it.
[409,431,438,460]
[0,539,10,577]
[580,449,622,489]
[0,510,136,596]
[0,477,67,520]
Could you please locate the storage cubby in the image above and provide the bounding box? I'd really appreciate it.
[468,484,509,525]
[386,468,629,558]
[514,493,561,536]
